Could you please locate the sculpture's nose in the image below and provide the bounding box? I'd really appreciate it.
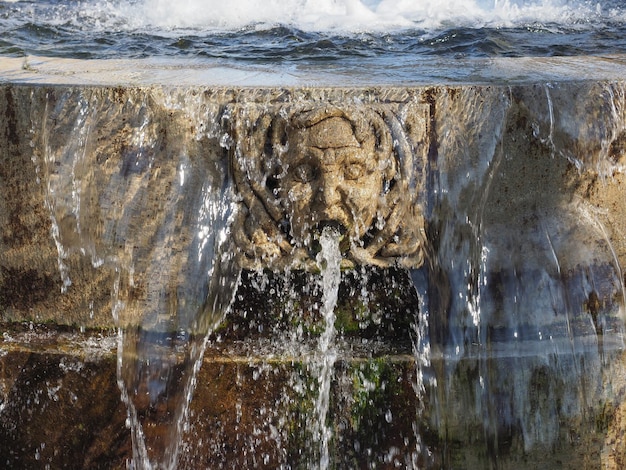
[315,171,341,207]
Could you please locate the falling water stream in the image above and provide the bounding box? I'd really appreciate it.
[27,87,244,469]
[313,227,342,470]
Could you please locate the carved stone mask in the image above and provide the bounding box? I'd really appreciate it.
[278,110,396,246]
[229,103,426,271]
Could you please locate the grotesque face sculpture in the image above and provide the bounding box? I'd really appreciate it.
[278,111,396,246]
[230,103,425,270]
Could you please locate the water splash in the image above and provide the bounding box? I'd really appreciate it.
[93,0,626,32]
[3,0,625,36]
[4,0,626,66]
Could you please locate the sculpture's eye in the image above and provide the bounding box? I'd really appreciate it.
[344,162,365,180]
[293,163,316,183]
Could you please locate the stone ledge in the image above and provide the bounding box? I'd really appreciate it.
[2,79,626,328]
[3,55,626,86]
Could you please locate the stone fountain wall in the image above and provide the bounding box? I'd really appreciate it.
[2,81,626,468]
[2,83,626,327]
[0,85,431,328]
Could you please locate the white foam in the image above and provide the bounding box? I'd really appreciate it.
[4,0,624,34]
[120,0,622,33]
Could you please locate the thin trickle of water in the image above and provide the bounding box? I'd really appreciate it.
[36,91,102,292]
[531,82,626,179]
[313,226,342,470]
[408,267,432,468]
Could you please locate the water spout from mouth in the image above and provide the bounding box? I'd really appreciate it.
[309,221,348,261]
[313,225,342,470]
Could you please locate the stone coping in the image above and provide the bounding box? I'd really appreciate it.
[1,54,626,87]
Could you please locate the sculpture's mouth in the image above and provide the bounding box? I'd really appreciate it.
[308,220,350,259]
[316,220,347,236]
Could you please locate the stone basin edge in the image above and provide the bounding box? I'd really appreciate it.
[2,54,626,87]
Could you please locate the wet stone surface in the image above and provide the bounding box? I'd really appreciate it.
[2,80,626,468]
[0,324,128,469]
[2,322,626,469]
[220,267,419,351]
[0,321,422,469]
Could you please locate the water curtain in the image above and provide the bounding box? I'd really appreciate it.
[32,87,239,468]
[8,80,625,467]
